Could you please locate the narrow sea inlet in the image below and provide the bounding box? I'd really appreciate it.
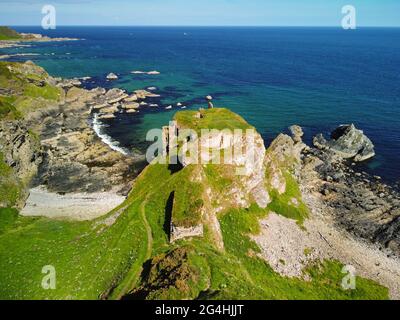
[3,26,400,185]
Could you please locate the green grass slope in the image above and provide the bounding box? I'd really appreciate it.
[0,27,21,40]
[0,109,389,300]
[0,61,62,120]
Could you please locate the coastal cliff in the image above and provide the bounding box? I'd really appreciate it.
[1,61,400,300]
[0,61,139,216]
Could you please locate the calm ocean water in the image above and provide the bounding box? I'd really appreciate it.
[4,26,400,184]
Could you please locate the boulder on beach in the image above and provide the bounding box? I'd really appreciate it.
[106,73,118,80]
[313,124,375,162]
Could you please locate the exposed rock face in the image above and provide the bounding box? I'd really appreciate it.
[129,246,207,300]
[313,124,375,162]
[0,121,42,207]
[0,61,143,210]
[33,87,137,195]
[162,110,271,245]
[177,121,270,209]
[170,224,204,243]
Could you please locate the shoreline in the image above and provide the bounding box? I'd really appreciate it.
[92,113,130,156]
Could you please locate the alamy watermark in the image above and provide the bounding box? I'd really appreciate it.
[41,265,56,290]
[146,122,258,176]
[341,265,356,290]
[41,5,56,30]
[342,5,357,29]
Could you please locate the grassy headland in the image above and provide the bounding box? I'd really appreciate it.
[0,74,389,301]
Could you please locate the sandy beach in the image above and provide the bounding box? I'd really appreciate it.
[20,186,126,221]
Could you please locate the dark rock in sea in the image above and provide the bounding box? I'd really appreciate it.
[313,124,375,162]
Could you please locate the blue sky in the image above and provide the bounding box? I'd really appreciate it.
[0,0,399,27]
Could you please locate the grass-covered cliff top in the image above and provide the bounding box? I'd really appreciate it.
[0,26,21,40]
[174,108,253,133]
[0,61,62,119]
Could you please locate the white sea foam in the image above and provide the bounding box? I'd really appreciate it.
[92,114,129,155]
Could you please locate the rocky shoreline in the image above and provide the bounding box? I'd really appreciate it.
[250,126,400,298]
[286,124,400,259]
[300,146,400,257]
[0,61,154,218]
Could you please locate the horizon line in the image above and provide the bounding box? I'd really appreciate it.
[9,25,400,28]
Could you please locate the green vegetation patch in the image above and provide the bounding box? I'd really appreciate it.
[0,152,22,207]
[0,61,62,120]
[24,83,61,100]
[267,171,309,224]
[170,166,204,228]
[0,96,21,120]
[0,26,21,40]
[174,108,253,134]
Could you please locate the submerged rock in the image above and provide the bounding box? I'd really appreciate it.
[106,73,118,80]
[313,124,375,162]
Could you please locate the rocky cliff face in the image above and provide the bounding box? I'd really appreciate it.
[0,61,139,210]
[161,109,286,247]
[0,121,42,207]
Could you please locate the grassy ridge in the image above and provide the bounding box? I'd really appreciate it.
[0,27,21,40]
[175,108,253,134]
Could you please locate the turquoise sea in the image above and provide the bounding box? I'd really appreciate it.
[3,26,400,184]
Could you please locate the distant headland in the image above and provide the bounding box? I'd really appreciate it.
[0,26,80,49]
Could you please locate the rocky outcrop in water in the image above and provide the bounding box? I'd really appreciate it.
[313,124,375,162]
